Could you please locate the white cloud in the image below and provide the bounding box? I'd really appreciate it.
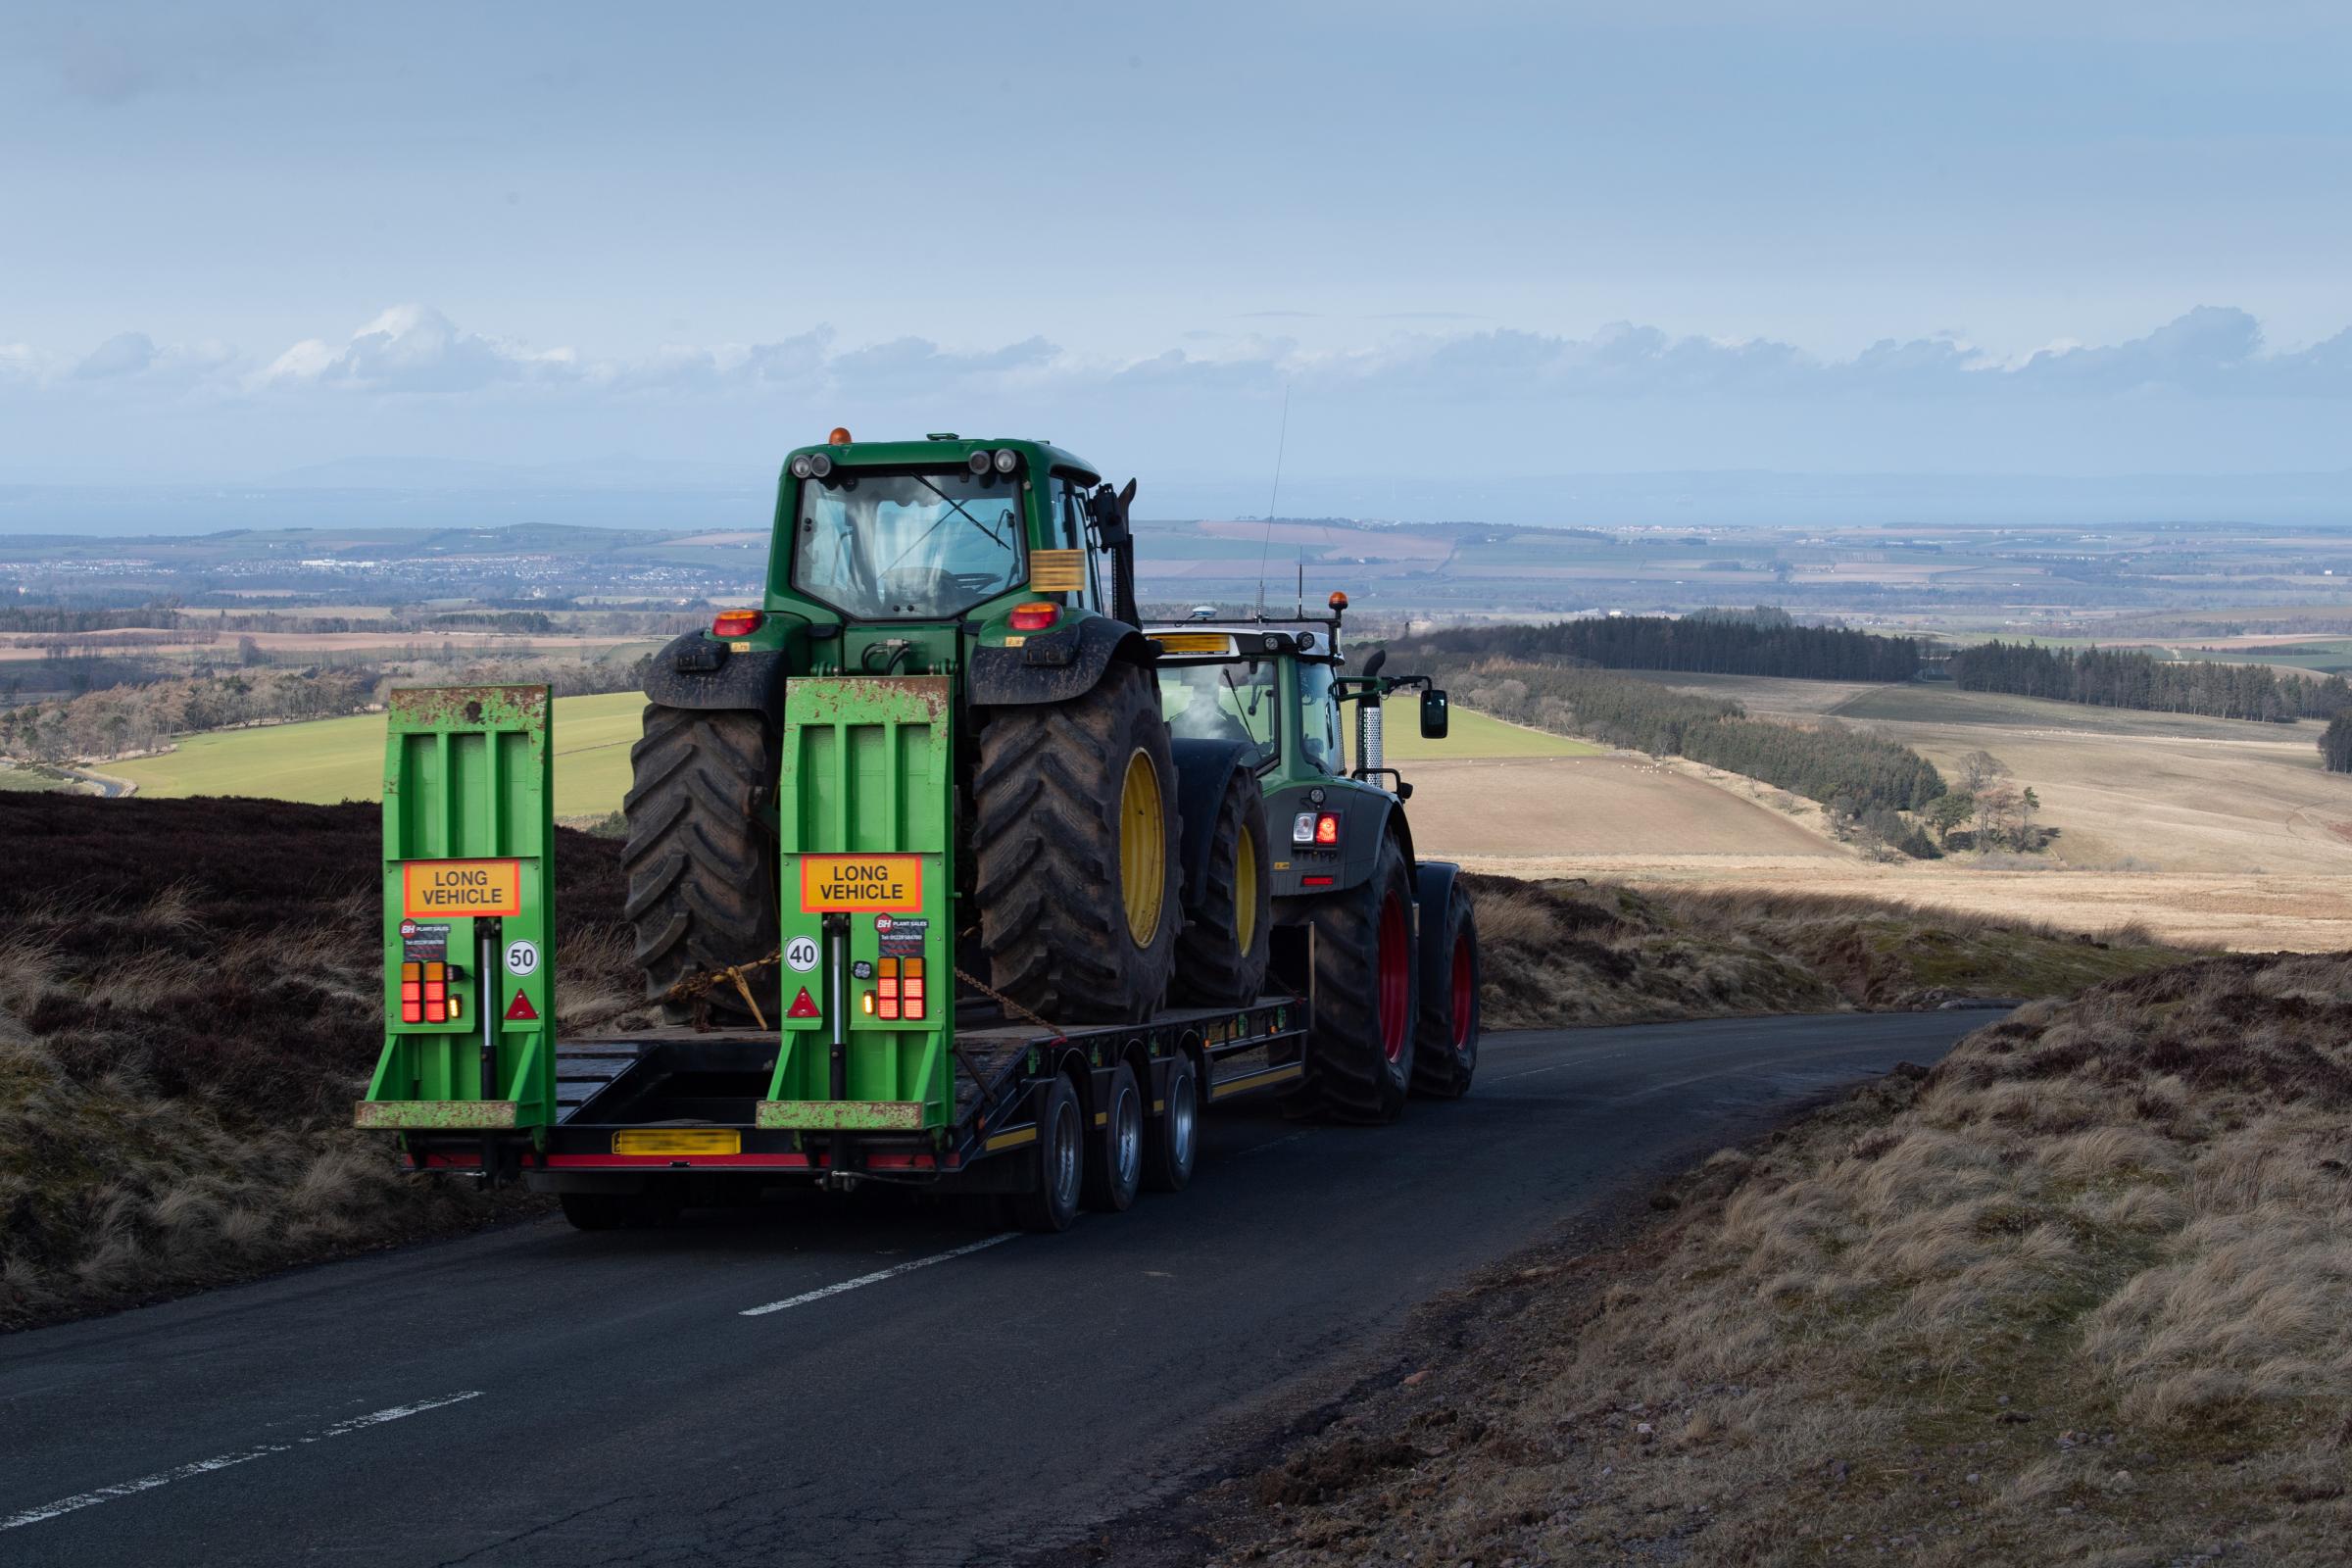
[18,304,2352,420]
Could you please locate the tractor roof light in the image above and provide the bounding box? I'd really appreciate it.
[1008,603,1059,631]
[828,426,853,445]
[992,448,1020,474]
[1328,591,1349,611]
[966,450,993,475]
[808,453,832,477]
[712,609,764,638]
[789,455,813,479]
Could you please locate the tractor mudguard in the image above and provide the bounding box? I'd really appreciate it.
[967,615,1153,708]
[642,630,789,720]
[1268,784,1415,900]
[1169,739,1260,908]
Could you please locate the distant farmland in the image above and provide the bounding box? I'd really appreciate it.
[102,692,1596,816]
[110,692,645,817]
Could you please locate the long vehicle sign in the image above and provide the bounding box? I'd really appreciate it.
[402,858,524,916]
[800,854,923,911]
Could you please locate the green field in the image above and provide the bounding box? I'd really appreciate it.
[111,692,647,816]
[1374,705,1605,760]
[102,689,1592,815]
[0,764,64,792]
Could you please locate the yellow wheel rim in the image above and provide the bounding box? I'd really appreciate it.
[1234,818,1258,955]
[1119,749,1166,947]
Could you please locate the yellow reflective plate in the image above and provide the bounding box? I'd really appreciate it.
[401,858,522,917]
[799,854,923,911]
[1028,549,1086,591]
[612,1129,741,1156]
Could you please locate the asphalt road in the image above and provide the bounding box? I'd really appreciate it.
[0,1011,1986,1567]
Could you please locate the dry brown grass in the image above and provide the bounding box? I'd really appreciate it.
[1226,952,2352,1565]
[0,795,636,1330]
[1465,874,2183,1030]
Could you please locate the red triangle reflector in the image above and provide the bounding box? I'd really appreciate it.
[504,991,538,1022]
[786,987,820,1019]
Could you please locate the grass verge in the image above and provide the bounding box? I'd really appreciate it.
[1219,952,2352,1564]
[1467,874,2184,1027]
[0,795,650,1331]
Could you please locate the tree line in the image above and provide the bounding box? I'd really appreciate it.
[1947,641,2352,723]
[1443,659,1946,818]
[1392,611,1923,682]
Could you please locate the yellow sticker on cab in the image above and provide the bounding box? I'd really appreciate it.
[402,858,523,917]
[800,854,923,911]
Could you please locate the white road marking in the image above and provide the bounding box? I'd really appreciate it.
[740,1234,1016,1317]
[0,1391,483,1533]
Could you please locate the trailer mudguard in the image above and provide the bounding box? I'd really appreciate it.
[641,629,790,720]
[967,614,1152,708]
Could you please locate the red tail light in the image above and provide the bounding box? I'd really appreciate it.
[1314,812,1341,846]
[1008,603,1059,631]
[711,609,764,639]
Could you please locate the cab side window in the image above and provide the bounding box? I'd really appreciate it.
[1050,475,1102,612]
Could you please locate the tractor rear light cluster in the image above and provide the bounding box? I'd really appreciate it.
[710,608,764,638]
[965,447,1021,475]
[1008,603,1059,631]
[788,453,836,479]
[1293,811,1341,846]
[401,960,462,1025]
[874,956,926,1021]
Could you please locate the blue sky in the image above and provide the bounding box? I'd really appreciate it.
[5,1,2351,516]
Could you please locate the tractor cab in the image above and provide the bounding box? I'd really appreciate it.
[1148,592,1451,795]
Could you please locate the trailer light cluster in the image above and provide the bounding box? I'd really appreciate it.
[874,956,926,1021]
[1292,810,1341,847]
[400,960,462,1025]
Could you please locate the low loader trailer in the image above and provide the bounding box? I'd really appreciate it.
[359,430,1478,1229]
[358,682,1315,1232]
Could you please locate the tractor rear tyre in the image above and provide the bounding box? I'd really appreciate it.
[621,705,780,1027]
[1171,765,1273,1006]
[1282,834,1418,1124]
[1409,870,1481,1099]
[973,662,1181,1022]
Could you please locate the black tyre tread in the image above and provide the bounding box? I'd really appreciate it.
[620,705,779,1025]
[1410,878,1479,1099]
[1081,1062,1143,1213]
[1171,766,1274,1006]
[1283,836,1418,1124]
[973,662,1180,1022]
[1010,1077,1083,1234]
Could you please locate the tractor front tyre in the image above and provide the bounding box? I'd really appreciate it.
[1409,870,1481,1099]
[973,662,1181,1023]
[621,705,780,1026]
[1171,766,1273,1006]
[1284,834,1418,1124]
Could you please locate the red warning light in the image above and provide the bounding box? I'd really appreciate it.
[504,991,538,1022]
[786,987,821,1019]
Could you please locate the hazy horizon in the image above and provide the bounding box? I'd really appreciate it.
[8,3,2352,524]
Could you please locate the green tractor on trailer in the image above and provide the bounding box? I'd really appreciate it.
[357,431,1478,1229]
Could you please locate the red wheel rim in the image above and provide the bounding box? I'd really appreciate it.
[1450,929,1474,1049]
[1377,892,1410,1063]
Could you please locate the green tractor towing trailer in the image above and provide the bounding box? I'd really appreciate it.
[358,431,1481,1231]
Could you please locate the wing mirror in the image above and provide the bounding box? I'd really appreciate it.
[1420,689,1449,739]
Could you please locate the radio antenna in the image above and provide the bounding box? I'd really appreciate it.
[1253,383,1290,616]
